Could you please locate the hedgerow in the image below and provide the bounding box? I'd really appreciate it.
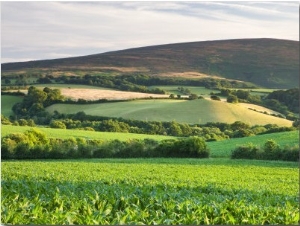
[1,129,209,159]
[231,140,299,161]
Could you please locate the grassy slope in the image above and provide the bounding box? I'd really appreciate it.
[46,99,293,126]
[207,130,299,158]
[2,39,299,88]
[1,125,298,159]
[1,125,174,141]
[1,95,24,117]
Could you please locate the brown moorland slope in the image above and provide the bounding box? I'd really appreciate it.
[2,38,299,88]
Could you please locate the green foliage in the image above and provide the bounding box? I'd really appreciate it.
[231,140,299,162]
[231,143,261,159]
[210,95,221,101]
[1,129,209,159]
[227,94,238,103]
[50,120,67,129]
[1,158,299,224]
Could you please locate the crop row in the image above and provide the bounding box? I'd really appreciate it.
[1,159,299,224]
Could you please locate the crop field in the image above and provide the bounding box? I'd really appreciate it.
[46,99,293,126]
[1,95,24,117]
[1,158,298,225]
[1,125,174,142]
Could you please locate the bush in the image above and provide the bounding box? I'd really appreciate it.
[281,146,299,161]
[231,143,260,159]
[50,120,66,129]
[262,139,281,160]
[155,137,209,158]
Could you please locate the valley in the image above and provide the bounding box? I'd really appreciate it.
[1,38,299,225]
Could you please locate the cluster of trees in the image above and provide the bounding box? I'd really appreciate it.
[264,88,299,117]
[12,86,64,117]
[1,129,209,159]
[231,140,298,162]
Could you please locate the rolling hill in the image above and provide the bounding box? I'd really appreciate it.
[46,99,293,126]
[2,39,299,88]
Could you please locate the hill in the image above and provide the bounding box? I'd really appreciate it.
[46,99,293,126]
[2,39,299,88]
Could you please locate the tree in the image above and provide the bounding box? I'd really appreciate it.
[50,120,66,129]
[227,94,238,103]
[189,94,198,100]
[210,95,221,101]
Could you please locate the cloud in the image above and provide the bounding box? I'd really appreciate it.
[1,1,299,63]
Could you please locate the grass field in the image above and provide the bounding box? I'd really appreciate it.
[2,125,298,158]
[1,95,24,117]
[2,158,298,224]
[46,99,293,126]
[1,125,174,142]
[207,130,299,157]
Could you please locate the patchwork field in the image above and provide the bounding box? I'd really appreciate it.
[2,158,298,224]
[46,99,293,126]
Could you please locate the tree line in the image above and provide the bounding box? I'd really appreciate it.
[1,129,209,159]
[231,139,298,162]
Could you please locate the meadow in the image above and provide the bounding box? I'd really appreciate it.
[1,158,298,225]
[1,125,174,142]
[46,98,292,126]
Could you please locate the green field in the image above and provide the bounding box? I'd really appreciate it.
[2,158,298,224]
[46,99,293,126]
[207,130,299,157]
[1,95,24,117]
[1,125,174,142]
[2,125,298,158]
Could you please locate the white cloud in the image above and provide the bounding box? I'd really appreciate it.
[1,1,299,63]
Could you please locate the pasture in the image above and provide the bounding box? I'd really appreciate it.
[46,99,293,126]
[207,130,299,157]
[1,95,23,117]
[1,125,174,142]
[1,158,298,224]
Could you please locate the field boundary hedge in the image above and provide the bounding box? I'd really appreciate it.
[1,129,209,159]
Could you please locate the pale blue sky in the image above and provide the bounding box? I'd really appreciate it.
[1,1,299,63]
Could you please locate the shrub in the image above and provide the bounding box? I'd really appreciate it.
[227,94,238,103]
[50,120,66,129]
[281,146,299,161]
[231,143,260,159]
[211,95,221,101]
[262,139,281,160]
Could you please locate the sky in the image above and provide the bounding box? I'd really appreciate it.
[1,1,299,63]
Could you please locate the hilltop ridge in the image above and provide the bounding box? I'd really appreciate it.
[2,38,299,88]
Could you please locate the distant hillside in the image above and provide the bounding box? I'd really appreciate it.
[2,38,299,88]
[46,99,293,127]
